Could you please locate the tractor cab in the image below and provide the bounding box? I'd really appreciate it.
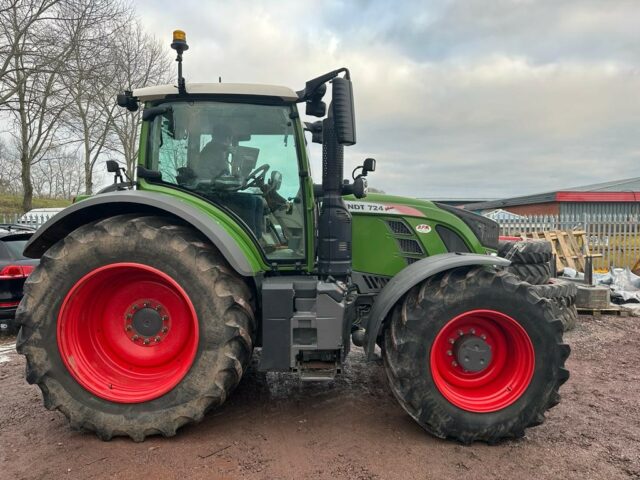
[139,91,308,261]
[114,30,366,274]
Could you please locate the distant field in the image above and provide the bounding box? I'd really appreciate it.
[0,194,71,215]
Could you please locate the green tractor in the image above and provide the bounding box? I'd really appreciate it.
[16,31,569,443]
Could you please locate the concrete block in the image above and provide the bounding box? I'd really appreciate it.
[576,285,610,309]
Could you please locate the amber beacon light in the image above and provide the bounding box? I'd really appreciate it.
[170,30,189,94]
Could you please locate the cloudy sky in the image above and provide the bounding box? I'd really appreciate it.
[136,0,640,199]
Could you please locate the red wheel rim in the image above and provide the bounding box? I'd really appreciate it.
[57,263,199,403]
[430,309,535,413]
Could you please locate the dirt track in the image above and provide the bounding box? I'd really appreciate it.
[1,314,639,480]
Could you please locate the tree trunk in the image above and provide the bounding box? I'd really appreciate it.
[18,82,32,212]
[21,155,32,212]
[84,140,93,195]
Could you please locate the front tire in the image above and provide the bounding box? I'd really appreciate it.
[16,215,255,441]
[382,267,570,443]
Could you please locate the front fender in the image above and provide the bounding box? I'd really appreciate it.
[23,191,264,277]
[363,252,510,359]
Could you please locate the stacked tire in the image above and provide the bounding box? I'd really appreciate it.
[498,239,552,285]
[498,239,577,331]
[530,279,578,331]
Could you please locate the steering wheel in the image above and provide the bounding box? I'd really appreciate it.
[243,164,270,189]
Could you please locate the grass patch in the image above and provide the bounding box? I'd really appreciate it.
[0,194,71,215]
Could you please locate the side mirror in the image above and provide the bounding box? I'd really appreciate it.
[331,76,356,146]
[106,160,125,184]
[106,160,120,173]
[363,158,376,175]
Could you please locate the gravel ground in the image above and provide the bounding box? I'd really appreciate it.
[1,314,639,480]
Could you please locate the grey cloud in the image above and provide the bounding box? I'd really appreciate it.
[136,0,640,198]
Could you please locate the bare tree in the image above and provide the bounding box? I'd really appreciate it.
[62,0,129,194]
[0,137,21,195]
[0,0,61,107]
[1,1,171,208]
[31,148,83,198]
[108,20,171,178]
[2,0,121,211]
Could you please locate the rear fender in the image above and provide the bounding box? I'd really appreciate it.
[363,253,510,359]
[23,191,264,277]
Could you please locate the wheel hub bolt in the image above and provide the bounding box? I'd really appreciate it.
[448,338,455,344]
[452,361,458,367]
[124,301,169,346]
[470,328,476,335]
[454,335,492,373]
[446,350,453,356]
[458,330,464,336]
[481,334,487,340]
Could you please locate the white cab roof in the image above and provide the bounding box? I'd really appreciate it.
[133,83,298,102]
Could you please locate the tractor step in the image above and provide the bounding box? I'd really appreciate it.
[299,361,339,381]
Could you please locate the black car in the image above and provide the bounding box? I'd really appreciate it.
[0,225,38,334]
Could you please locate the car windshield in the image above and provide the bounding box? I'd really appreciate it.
[148,101,305,261]
[2,239,28,260]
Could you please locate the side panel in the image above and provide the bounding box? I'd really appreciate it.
[362,253,510,359]
[23,190,267,276]
[348,195,490,278]
[350,215,413,275]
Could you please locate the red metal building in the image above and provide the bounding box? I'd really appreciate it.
[464,177,640,217]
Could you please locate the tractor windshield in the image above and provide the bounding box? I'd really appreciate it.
[147,100,306,261]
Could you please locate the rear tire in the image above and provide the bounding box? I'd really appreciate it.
[16,215,255,441]
[382,267,569,443]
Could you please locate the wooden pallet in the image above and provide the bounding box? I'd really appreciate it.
[521,230,603,272]
[577,306,629,317]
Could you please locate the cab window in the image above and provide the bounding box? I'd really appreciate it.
[148,101,305,261]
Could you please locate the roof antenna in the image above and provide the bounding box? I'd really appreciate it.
[170,30,189,95]
[219,76,222,83]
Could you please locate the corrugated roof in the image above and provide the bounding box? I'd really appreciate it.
[564,177,640,192]
[464,177,640,210]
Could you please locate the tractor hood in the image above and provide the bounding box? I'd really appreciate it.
[345,193,499,253]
